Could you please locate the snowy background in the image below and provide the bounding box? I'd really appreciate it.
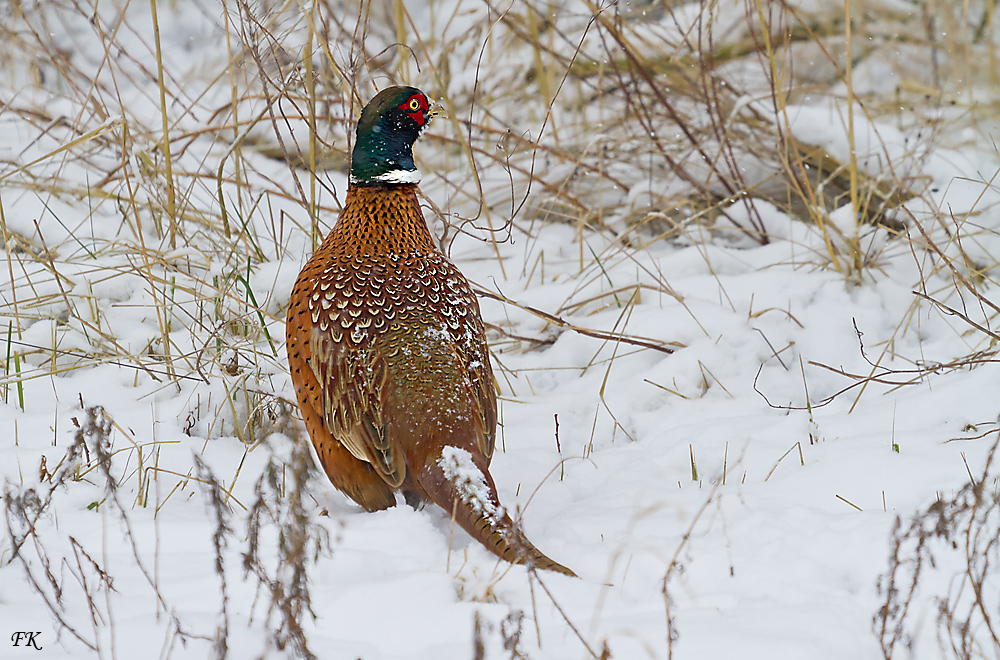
[2,0,999,658]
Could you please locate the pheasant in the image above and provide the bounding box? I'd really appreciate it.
[286,86,574,577]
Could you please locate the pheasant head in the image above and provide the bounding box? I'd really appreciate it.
[350,86,435,186]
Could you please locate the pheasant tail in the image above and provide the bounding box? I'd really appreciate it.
[417,447,577,577]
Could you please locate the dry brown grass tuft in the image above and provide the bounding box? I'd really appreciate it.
[875,437,1000,660]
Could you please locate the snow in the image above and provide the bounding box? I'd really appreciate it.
[438,446,505,526]
[2,0,999,659]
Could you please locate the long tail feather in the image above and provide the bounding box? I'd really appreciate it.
[419,446,576,577]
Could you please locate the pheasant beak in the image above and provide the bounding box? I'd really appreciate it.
[428,102,447,121]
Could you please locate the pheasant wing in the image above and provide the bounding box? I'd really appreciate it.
[436,259,498,461]
[309,326,406,488]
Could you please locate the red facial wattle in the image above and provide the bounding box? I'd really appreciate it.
[400,94,429,125]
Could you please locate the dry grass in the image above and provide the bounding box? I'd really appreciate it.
[875,436,1000,660]
[2,0,998,403]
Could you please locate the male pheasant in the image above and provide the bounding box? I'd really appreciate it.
[286,86,574,577]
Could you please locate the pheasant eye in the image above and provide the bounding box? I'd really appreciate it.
[408,98,421,111]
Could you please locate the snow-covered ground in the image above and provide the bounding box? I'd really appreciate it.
[2,0,999,658]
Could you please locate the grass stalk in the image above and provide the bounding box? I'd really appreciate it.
[148,0,178,248]
[843,0,863,278]
[303,0,320,246]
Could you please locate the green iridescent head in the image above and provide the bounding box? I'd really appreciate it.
[350,86,434,186]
